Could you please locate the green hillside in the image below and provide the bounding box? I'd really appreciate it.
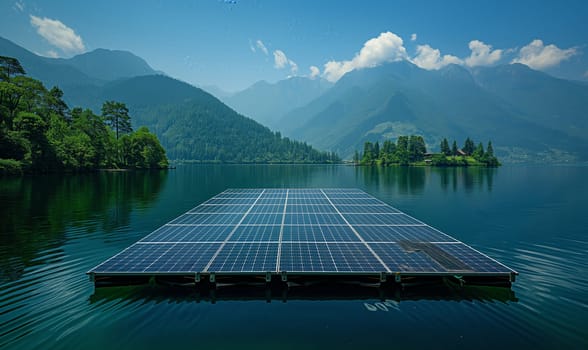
[283,62,588,162]
[74,75,338,163]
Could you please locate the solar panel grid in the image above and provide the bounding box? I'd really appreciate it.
[344,213,424,226]
[140,225,233,242]
[190,204,251,213]
[169,213,242,225]
[207,243,278,272]
[281,225,360,242]
[229,225,281,242]
[89,188,517,280]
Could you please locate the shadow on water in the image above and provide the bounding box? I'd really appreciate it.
[0,170,168,283]
[89,281,517,305]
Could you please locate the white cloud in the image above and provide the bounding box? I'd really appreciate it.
[323,31,408,82]
[45,50,59,58]
[411,44,462,70]
[584,70,588,78]
[256,40,268,55]
[309,65,320,79]
[511,39,576,70]
[410,33,417,41]
[273,49,298,74]
[14,1,24,12]
[29,15,85,54]
[273,50,288,69]
[464,40,502,67]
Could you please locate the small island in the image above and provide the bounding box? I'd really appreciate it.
[353,135,500,167]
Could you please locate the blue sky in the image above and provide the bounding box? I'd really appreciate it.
[1,0,587,91]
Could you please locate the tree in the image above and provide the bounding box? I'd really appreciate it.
[451,140,458,156]
[14,76,46,113]
[408,135,426,161]
[0,80,24,127]
[463,137,475,155]
[382,140,396,155]
[362,141,374,164]
[486,141,494,158]
[102,101,132,140]
[44,86,69,119]
[397,136,408,152]
[473,142,485,160]
[440,138,450,156]
[0,56,26,81]
[374,141,380,159]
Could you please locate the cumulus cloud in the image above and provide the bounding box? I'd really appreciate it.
[273,49,298,74]
[256,39,268,55]
[411,44,462,70]
[309,65,320,79]
[323,31,408,82]
[30,15,85,54]
[410,33,417,41]
[512,39,576,70]
[465,40,502,67]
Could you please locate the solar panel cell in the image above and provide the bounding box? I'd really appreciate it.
[207,243,278,272]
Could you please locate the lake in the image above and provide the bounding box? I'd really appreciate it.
[1,164,586,349]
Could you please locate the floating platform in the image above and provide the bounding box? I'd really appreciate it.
[88,188,517,288]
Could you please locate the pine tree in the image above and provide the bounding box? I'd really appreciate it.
[486,141,494,157]
[473,142,485,160]
[102,101,132,140]
[440,138,450,156]
[463,137,475,155]
[451,140,458,156]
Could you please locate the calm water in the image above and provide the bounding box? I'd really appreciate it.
[1,165,586,349]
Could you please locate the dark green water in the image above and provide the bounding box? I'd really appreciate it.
[1,165,586,349]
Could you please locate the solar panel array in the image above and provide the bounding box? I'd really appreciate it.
[89,189,515,278]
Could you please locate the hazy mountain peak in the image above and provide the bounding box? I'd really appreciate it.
[65,48,156,81]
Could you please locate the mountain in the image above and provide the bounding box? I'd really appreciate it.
[0,36,98,88]
[471,64,588,141]
[282,61,588,162]
[57,48,157,82]
[98,75,335,162]
[1,37,335,162]
[0,36,157,106]
[224,77,332,129]
[200,85,233,100]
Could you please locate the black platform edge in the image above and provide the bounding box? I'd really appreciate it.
[89,271,515,289]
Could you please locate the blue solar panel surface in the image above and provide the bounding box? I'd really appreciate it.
[89,189,515,276]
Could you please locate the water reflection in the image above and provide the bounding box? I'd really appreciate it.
[0,170,168,282]
[355,166,496,193]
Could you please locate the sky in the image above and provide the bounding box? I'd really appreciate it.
[1,0,587,92]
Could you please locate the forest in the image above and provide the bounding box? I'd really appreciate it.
[0,56,159,174]
[354,135,500,167]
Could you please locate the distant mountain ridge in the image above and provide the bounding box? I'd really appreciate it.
[55,48,157,82]
[224,77,332,129]
[280,61,588,162]
[0,36,158,103]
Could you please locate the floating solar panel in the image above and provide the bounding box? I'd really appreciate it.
[89,188,517,286]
